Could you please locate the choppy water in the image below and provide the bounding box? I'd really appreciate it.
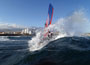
[0,36,31,65]
[0,36,90,65]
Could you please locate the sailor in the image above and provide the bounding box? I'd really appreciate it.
[48,31,53,38]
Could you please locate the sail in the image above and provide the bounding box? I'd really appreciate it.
[45,4,54,27]
[48,4,54,25]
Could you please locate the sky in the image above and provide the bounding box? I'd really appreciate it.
[0,0,90,27]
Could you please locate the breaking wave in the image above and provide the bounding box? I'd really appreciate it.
[28,10,90,51]
[15,36,90,65]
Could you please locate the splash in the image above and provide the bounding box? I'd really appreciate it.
[54,10,89,37]
[28,31,42,51]
[28,10,90,51]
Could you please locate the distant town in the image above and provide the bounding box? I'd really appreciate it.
[0,28,36,36]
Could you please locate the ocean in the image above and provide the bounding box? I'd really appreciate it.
[0,10,90,65]
[0,36,90,65]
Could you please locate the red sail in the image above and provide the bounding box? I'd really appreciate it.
[45,4,54,28]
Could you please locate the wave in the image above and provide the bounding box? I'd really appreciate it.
[14,36,90,65]
[28,10,90,51]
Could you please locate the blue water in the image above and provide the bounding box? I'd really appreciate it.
[0,36,90,65]
[0,36,31,65]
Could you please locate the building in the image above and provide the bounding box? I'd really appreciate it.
[21,28,32,35]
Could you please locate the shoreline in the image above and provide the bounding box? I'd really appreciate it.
[0,34,35,36]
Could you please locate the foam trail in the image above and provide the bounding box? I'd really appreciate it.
[28,10,90,51]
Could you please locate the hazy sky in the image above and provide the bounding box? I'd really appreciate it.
[0,0,90,27]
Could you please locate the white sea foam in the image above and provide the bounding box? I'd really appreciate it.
[0,36,10,41]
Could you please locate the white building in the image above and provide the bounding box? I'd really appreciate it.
[21,28,32,34]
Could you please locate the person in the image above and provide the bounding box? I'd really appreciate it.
[48,31,53,38]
